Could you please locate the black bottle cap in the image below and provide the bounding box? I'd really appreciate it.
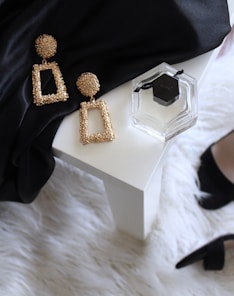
[153,74,179,106]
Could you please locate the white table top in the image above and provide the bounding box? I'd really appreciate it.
[53,1,234,190]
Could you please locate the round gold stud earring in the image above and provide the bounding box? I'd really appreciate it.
[35,34,57,63]
[76,72,100,100]
[76,72,115,145]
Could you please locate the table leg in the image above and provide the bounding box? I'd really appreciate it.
[103,162,163,240]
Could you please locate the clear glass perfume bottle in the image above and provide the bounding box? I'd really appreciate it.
[131,62,198,141]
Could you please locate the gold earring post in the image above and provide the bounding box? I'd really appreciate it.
[32,34,69,106]
[76,72,115,145]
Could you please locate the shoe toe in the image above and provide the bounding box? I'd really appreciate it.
[197,146,234,210]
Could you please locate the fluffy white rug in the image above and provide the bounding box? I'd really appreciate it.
[1,30,234,296]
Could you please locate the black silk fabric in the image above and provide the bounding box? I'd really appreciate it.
[0,0,230,203]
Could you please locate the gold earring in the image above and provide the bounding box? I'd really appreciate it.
[32,34,69,106]
[76,72,115,145]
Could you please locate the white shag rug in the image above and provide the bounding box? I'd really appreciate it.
[1,30,234,296]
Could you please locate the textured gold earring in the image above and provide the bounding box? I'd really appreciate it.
[76,72,115,145]
[32,34,69,106]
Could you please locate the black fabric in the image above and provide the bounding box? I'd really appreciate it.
[0,0,231,203]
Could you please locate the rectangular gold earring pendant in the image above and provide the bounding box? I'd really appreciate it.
[32,61,69,106]
[80,99,115,145]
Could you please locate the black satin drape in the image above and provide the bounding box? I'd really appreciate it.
[0,0,230,203]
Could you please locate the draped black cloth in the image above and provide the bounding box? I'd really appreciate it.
[0,0,230,203]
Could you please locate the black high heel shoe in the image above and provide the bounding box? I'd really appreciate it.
[176,234,234,270]
[197,134,234,210]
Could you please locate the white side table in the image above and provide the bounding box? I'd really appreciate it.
[52,47,219,240]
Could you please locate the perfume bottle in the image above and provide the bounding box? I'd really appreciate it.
[131,62,198,141]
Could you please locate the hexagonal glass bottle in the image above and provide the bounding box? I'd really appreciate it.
[131,62,198,141]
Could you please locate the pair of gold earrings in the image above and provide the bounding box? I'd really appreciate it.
[32,34,114,145]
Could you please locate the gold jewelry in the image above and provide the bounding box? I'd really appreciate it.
[76,72,115,145]
[32,34,69,106]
